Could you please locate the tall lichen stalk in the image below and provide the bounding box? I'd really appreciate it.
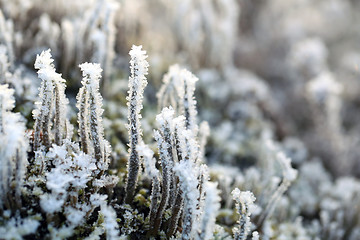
[149,107,176,236]
[136,143,161,224]
[76,62,110,174]
[125,45,149,204]
[232,189,256,240]
[0,84,28,212]
[76,84,90,154]
[32,49,69,151]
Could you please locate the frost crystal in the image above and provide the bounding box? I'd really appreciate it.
[157,64,182,112]
[101,204,119,240]
[197,182,221,240]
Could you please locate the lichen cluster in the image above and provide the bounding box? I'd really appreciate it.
[1,0,360,240]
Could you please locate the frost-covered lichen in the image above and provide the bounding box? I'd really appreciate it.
[232,189,256,240]
[125,45,149,204]
[1,2,360,239]
[77,62,111,172]
[0,84,28,211]
[33,49,69,151]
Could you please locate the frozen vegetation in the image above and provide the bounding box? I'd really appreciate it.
[1,0,360,239]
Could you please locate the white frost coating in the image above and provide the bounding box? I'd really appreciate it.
[136,143,159,178]
[40,141,100,214]
[0,84,15,111]
[252,231,259,240]
[33,50,55,149]
[154,107,175,212]
[90,193,108,207]
[46,167,75,194]
[234,190,256,206]
[65,207,86,226]
[289,38,328,77]
[77,62,110,168]
[232,188,256,240]
[198,182,221,240]
[306,72,343,103]
[84,226,105,240]
[198,164,209,206]
[0,84,28,210]
[264,139,298,182]
[277,152,298,182]
[155,107,175,173]
[79,63,103,91]
[152,127,173,226]
[40,194,66,214]
[101,204,119,240]
[33,49,69,149]
[48,225,75,240]
[173,115,199,163]
[129,45,149,78]
[156,107,175,131]
[125,44,149,203]
[173,115,187,162]
[0,216,40,240]
[157,64,183,111]
[157,65,199,135]
[178,69,199,134]
[183,129,199,162]
[174,160,200,239]
[0,45,10,83]
[0,84,15,130]
[198,121,210,162]
[34,49,54,70]
[258,138,298,227]
[136,142,161,223]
